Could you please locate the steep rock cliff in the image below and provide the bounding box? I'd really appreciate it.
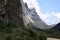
[0,0,47,40]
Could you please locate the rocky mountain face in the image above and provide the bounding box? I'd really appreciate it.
[24,3,49,29]
[0,0,47,40]
[24,3,46,24]
[0,0,25,27]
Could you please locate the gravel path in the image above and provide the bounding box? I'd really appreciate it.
[47,38,60,40]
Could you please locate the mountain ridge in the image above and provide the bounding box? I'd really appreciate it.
[51,23,60,30]
[24,3,50,29]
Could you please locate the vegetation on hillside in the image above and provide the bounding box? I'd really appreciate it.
[44,29,60,39]
[0,20,47,40]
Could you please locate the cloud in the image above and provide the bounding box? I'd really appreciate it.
[23,0,34,8]
[50,18,60,25]
[45,16,60,25]
[52,12,60,18]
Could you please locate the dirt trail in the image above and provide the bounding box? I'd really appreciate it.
[47,38,60,40]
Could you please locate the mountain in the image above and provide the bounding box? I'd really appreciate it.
[24,3,50,29]
[51,23,60,31]
[44,23,60,38]
[24,3,46,24]
[0,0,47,40]
[49,24,56,27]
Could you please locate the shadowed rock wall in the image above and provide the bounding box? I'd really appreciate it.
[0,0,25,27]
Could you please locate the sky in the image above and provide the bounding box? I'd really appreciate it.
[23,0,60,25]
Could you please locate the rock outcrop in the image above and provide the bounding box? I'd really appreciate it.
[0,0,25,27]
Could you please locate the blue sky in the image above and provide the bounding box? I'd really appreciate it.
[38,0,60,13]
[23,0,60,25]
[37,0,60,25]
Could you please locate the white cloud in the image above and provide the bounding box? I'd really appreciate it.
[50,18,60,25]
[45,17,60,25]
[52,12,60,18]
[40,13,51,20]
[52,19,60,24]
[23,0,34,8]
